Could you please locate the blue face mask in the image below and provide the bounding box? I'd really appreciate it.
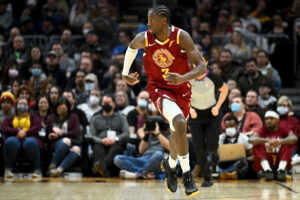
[85,83,94,91]
[31,68,41,76]
[277,106,288,115]
[137,99,147,109]
[231,103,241,113]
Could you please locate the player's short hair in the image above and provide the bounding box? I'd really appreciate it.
[149,5,170,24]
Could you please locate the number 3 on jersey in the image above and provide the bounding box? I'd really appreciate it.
[162,68,169,79]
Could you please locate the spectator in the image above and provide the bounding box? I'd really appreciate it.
[16,84,34,110]
[224,29,251,64]
[226,79,237,91]
[256,50,281,92]
[112,29,132,56]
[218,115,253,180]
[249,110,298,181]
[44,51,67,89]
[0,0,13,31]
[85,73,99,94]
[62,89,89,137]
[221,96,263,135]
[219,49,243,82]
[212,9,233,35]
[71,70,88,105]
[277,96,300,137]
[91,46,108,83]
[210,62,222,77]
[2,97,42,179]
[10,79,22,98]
[116,79,136,106]
[4,35,28,66]
[69,0,89,30]
[245,90,267,121]
[20,45,44,80]
[90,94,129,177]
[114,117,170,179]
[237,58,276,96]
[1,61,20,92]
[77,88,101,122]
[79,30,100,53]
[48,85,61,114]
[46,97,81,177]
[127,91,150,138]
[251,0,271,26]
[52,43,77,78]
[60,29,78,58]
[28,62,47,98]
[115,90,135,116]
[258,83,277,109]
[0,92,15,132]
[268,13,288,34]
[36,95,50,128]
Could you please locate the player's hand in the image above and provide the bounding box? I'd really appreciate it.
[164,72,185,85]
[211,106,219,116]
[122,72,140,85]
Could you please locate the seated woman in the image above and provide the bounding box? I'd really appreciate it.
[221,96,263,135]
[46,97,80,177]
[2,97,42,179]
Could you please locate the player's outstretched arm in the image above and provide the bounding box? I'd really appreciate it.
[122,32,146,85]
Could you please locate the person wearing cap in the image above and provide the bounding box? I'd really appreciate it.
[79,30,100,53]
[258,81,277,109]
[0,92,15,132]
[16,84,35,110]
[45,50,67,89]
[91,46,108,81]
[249,110,298,181]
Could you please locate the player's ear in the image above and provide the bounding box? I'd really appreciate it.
[161,17,167,25]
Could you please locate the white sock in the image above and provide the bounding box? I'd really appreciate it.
[278,160,287,171]
[261,159,271,171]
[178,154,190,173]
[168,157,178,170]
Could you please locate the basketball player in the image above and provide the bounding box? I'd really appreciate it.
[122,5,207,197]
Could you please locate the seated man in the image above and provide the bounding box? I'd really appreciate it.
[249,110,298,181]
[114,114,170,179]
[89,93,129,177]
[218,115,253,180]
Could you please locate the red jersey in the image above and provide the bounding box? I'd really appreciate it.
[143,26,191,90]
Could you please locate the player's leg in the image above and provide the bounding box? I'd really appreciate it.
[162,98,199,197]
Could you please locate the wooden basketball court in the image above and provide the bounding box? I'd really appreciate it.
[1,178,300,199]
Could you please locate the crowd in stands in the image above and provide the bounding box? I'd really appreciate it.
[0,0,300,181]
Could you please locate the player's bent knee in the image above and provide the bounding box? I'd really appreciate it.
[172,114,186,130]
[62,138,71,146]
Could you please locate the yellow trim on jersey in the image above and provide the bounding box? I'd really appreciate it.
[177,29,181,45]
[145,32,148,47]
[161,38,170,45]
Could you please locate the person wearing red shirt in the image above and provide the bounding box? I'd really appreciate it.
[249,110,298,181]
[121,5,207,197]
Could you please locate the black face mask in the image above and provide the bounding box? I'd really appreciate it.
[102,103,113,113]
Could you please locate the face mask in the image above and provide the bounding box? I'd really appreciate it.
[90,95,99,105]
[225,127,237,137]
[9,69,19,77]
[277,106,288,115]
[85,83,94,91]
[17,104,28,113]
[137,99,147,109]
[83,29,90,35]
[102,103,113,113]
[31,68,41,76]
[148,103,157,112]
[231,103,241,113]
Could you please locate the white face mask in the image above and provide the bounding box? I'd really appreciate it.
[225,127,237,137]
[148,103,157,112]
[89,95,100,105]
